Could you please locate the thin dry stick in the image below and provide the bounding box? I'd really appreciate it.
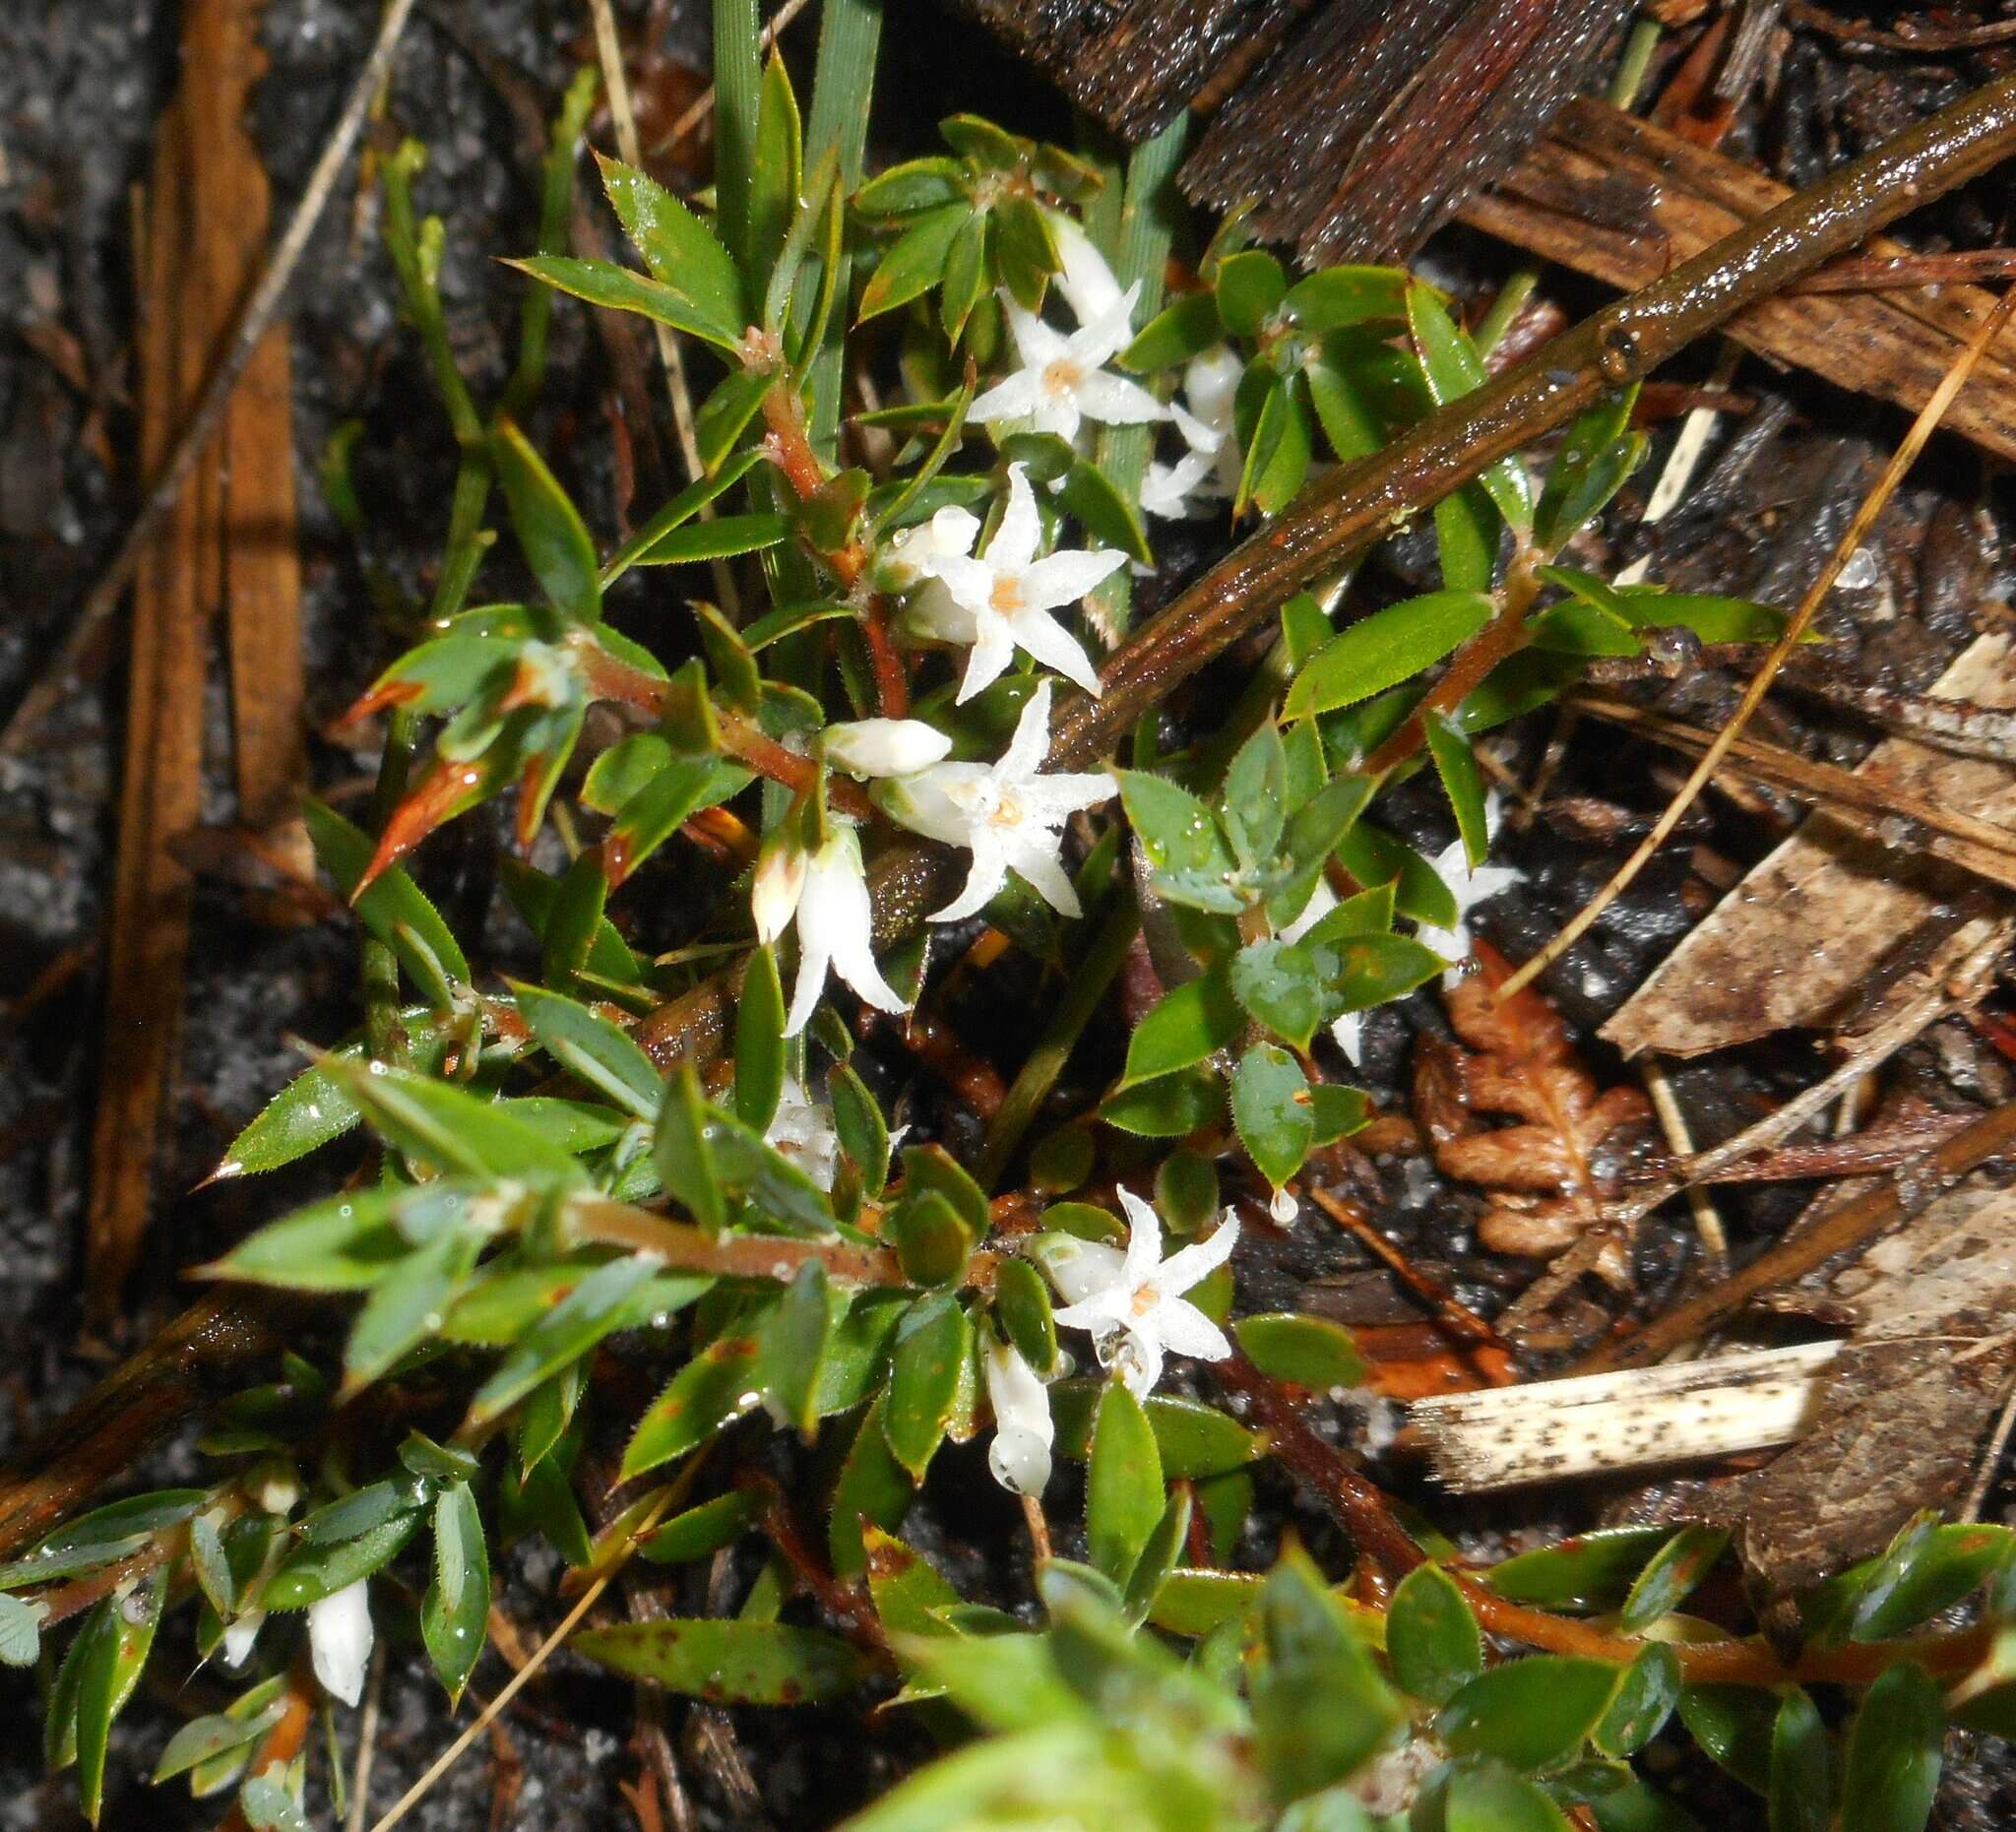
[367,1488,672,1832]
[1641,1055,1730,1276]
[0,0,419,757]
[662,0,813,147]
[344,1644,388,1832]
[1499,283,2016,999]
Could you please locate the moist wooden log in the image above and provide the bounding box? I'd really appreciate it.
[1460,96,2016,460]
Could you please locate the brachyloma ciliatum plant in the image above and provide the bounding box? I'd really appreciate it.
[13,6,2016,1829]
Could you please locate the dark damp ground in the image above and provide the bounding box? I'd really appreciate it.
[7,2,2016,1825]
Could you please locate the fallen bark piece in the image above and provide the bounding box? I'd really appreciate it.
[1412,1340,1841,1489]
[1461,97,2016,461]
[1604,631,2016,1058]
[87,0,302,1321]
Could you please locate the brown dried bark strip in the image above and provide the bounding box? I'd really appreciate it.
[1460,97,2016,460]
[88,0,302,1322]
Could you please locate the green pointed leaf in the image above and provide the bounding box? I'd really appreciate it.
[1048,1381,1259,1478]
[596,153,747,332]
[1438,1656,1620,1771]
[1595,1643,1681,1758]
[1233,1313,1365,1390]
[829,1063,891,1197]
[859,203,970,319]
[1424,712,1489,870]
[1620,1526,1729,1632]
[1230,1042,1312,1189]
[1768,1686,1834,1832]
[1087,1381,1165,1587]
[1216,249,1288,339]
[623,1330,763,1481]
[265,1510,421,1611]
[513,981,662,1121]
[1852,1516,2011,1641]
[1407,282,1531,532]
[201,1189,408,1294]
[993,1258,1057,1374]
[303,798,469,1002]
[884,1293,971,1479]
[1222,721,1288,869]
[1840,1663,1942,1832]
[421,1480,489,1702]
[1120,290,1223,372]
[344,1224,484,1389]
[733,945,788,1131]
[1487,1529,1672,1612]
[863,1526,961,1645]
[638,1488,766,1565]
[493,417,600,623]
[1116,769,1241,915]
[1101,1066,1226,1138]
[573,1617,867,1703]
[759,1263,838,1438]
[1228,940,1324,1050]
[1385,1561,1481,1705]
[1285,590,1493,721]
[329,1054,581,1182]
[1123,969,1242,1085]
[1677,1683,1778,1794]
[73,1571,163,1824]
[1447,1766,1574,1832]
[511,253,742,350]
[1283,266,1411,335]
[830,1394,914,1578]
[637,511,791,564]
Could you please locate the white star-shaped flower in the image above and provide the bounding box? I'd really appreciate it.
[307,1578,373,1708]
[1046,1188,1238,1401]
[756,825,909,1036]
[1048,215,1128,328]
[970,287,1166,445]
[906,464,1123,703]
[1416,791,1524,979]
[874,680,1115,922]
[983,1336,1055,1495]
[1142,347,1246,522]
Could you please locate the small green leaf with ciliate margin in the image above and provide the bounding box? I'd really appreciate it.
[1447,1765,1575,1832]
[153,1686,285,1785]
[1437,1656,1620,1771]
[1116,769,1242,915]
[502,856,642,987]
[636,511,792,565]
[1156,1150,1220,1233]
[303,1480,415,1545]
[1059,458,1153,565]
[1222,721,1287,870]
[602,754,752,885]
[464,1253,677,1428]
[1120,288,1224,372]
[1047,1381,1258,1479]
[574,1618,867,1703]
[830,1395,915,1579]
[219,1048,366,1177]
[264,1509,422,1611]
[1769,1686,1834,1832]
[595,153,747,335]
[1307,344,1384,464]
[1333,820,1457,928]
[511,253,744,351]
[858,202,970,319]
[889,1189,972,1287]
[1087,1380,1165,1587]
[493,417,600,625]
[1540,565,1796,645]
[759,1263,838,1438]
[1534,385,1644,555]
[601,447,767,581]
[1102,1065,1226,1138]
[1251,1550,1403,1802]
[990,195,1060,310]
[1215,248,1288,339]
[540,849,609,994]
[1840,1663,1942,1832]
[829,1063,890,1198]
[854,157,966,220]
[1123,1487,1193,1626]
[623,1330,763,1481]
[303,799,468,1003]
[992,1259,1057,1373]
[0,1489,207,1590]
[733,944,787,1132]
[1384,1561,1482,1704]
[1123,969,1242,1085]
[198,1188,409,1293]
[1283,265,1411,335]
[694,364,776,471]
[512,981,661,1122]
[1486,1526,1672,1611]
[1230,1042,1312,1190]
[1851,1515,2011,1641]
[1228,939,1325,1050]
[72,1570,163,1825]
[1407,282,1532,533]
[1424,712,1489,870]
[1594,1643,1680,1757]
[1620,1525,1730,1631]
[1234,1313,1366,1390]
[422,1480,490,1703]
[638,1488,765,1565]
[1676,1683,1777,1794]
[748,50,802,288]
[344,1222,485,1389]
[884,1292,971,1479]
[864,1526,961,1646]
[1285,589,1494,721]
[655,1063,723,1232]
[325,1054,582,1183]
[938,207,988,345]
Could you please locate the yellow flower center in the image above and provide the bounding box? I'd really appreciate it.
[1042,357,1082,396]
[989,575,1025,615]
